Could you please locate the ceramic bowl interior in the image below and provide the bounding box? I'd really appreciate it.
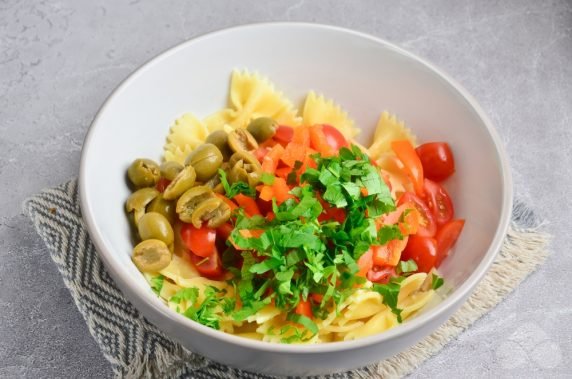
[80,23,512,376]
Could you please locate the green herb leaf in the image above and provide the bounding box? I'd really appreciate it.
[431,273,444,290]
[373,281,403,323]
[218,169,256,198]
[170,287,199,304]
[150,275,164,296]
[260,172,275,185]
[287,313,319,336]
[396,259,418,274]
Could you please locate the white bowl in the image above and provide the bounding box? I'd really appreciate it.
[80,23,512,376]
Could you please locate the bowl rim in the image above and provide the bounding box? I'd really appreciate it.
[79,22,513,354]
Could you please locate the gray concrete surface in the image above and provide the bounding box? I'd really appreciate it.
[1,1,571,378]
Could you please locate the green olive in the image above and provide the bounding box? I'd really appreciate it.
[160,161,184,181]
[184,143,223,181]
[137,212,174,245]
[204,174,225,194]
[147,194,176,224]
[163,165,196,200]
[132,239,172,272]
[228,129,258,153]
[206,130,233,160]
[247,117,278,143]
[228,151,262,186]
[229,150,261,168]
[176,186,215,222]
[190,197,231,229]
[126,187,159,225]
[127,159,161,188]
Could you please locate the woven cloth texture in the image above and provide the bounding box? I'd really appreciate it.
[23,179,550,378]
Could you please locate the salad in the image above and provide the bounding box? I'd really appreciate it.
[124,71,464,343]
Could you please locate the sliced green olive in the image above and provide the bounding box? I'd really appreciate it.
[247,117,278,143]
[228,129,258,153]
[204,174,225,194]
[126,187,159,225]
[190,197,231,229]
[228,151,262,186]
[184,143,223,181]
[160,161,184,181]
[206,130,233,160]
[229,150,261,168]
[132,239,172,272]
[127,159,161,188]
[137,212,174,246]
[163,165,196,200]
[176,186,214,222]
[147,194,176,224]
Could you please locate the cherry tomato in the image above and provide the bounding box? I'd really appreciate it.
[189,247,223,278]
[321,124,349,150]
[273,125,294,144]
[391,140,424,196]
[401,235,437,273]
[295,298,313,318]
[423,179,454,226]
[155,177,171,193]
[416,142,455,182]
[435,219,465,267]
[398,192,437,237]
[216,222,234,241]
[367,266,396,284]
[180,224,216,258]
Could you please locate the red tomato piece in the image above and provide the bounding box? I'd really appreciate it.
[371,238,408,267]
[189,247,223,278]
[416,142,455,182]
[216,222,234,241]
[155,177,171,193]
[321,124,349,150]
[180,224,216,258]
[435,219,465,267]
[391,140,425,196]
[397,192,437,237]
[295,298,312,318]
[423,179,454,226]
[357,249,373,277]
[367,266,396,284]
[401,235,438,273]
[274,125,294,144]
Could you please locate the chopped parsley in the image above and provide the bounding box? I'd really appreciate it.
[218,169,256,198]
[150,275,165,295]
[168,144,441,341]
[431,273,445,290]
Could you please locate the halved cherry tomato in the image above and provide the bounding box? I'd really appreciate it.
[189,247,223,278]
[321,124,349,150]
[435,219,465,267]
[397,192,437,237]
[180,224,216,257]
[423,179,454,226]
[391,140,424,196]
[295,298,313,318]
[401,235,437,273]
[274,125,294,144]
[367,266,396,284]
[155,177,171,193]
[416,142,455,182]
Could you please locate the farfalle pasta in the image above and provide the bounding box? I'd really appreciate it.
[125,70,464,343]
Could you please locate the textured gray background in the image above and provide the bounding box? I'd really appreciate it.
[1,0,571,378]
